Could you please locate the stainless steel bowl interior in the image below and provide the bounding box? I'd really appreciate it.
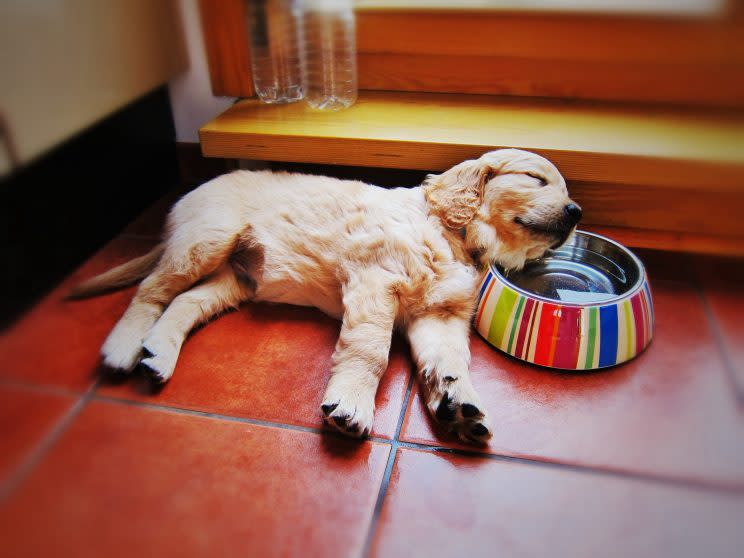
[495,231,644,305]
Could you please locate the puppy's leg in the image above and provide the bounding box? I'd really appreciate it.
[321,277,397,438]
[139,266,253,383]
[101,236,236,372]
[407,315,492,444]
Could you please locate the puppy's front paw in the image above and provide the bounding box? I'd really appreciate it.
[424,373,492,444]
[320,386,375,438]
[101,327,144,373]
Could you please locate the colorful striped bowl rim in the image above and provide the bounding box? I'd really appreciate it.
[474,234,654,370]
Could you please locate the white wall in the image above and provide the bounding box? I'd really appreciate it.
[168,0,236,144]
[0,0,186,176]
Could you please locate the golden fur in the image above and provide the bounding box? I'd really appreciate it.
[73,149,579,443]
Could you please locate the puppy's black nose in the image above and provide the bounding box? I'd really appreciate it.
[564,203,583,223]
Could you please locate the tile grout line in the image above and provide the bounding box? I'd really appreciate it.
[360,368,417,558]
[394,441,744,496]
[698,288,744,404]
[92,392,397,445]
[689,266,744,405]
[0,376,90,398]
[92,393,333,437]
[0,378,102,504]
[93,389,744,495]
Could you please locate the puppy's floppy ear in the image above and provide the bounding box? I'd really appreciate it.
[423,159,498,229]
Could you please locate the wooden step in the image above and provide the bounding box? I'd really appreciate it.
[199,91,744,254]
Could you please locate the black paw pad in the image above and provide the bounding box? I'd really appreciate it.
[333,415,348,428]
[435,393,456,422]
[346,423,359,434]
[461,403,480,418]
[321,403,338,416]
[142,347,155,359]
[470,423,489,437]
[139,362,165,384]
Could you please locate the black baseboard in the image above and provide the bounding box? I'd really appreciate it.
[0,86,179,327]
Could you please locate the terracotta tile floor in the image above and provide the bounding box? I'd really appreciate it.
[1,196,743,557]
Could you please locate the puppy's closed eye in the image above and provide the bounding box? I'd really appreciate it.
[525,173,548,186]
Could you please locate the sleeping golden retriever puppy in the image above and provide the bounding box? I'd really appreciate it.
[72,148,580,443]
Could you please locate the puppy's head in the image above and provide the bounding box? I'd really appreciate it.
[423,148,581,270]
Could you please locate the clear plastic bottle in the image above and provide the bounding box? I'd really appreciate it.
[301,0,357,111]
[245,0,304,104]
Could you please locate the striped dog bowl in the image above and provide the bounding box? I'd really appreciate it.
[474,231,654,370]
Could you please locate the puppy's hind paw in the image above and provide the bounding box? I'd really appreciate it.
[429,390,492,445]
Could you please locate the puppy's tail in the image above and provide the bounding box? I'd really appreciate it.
[67,243,165,299]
